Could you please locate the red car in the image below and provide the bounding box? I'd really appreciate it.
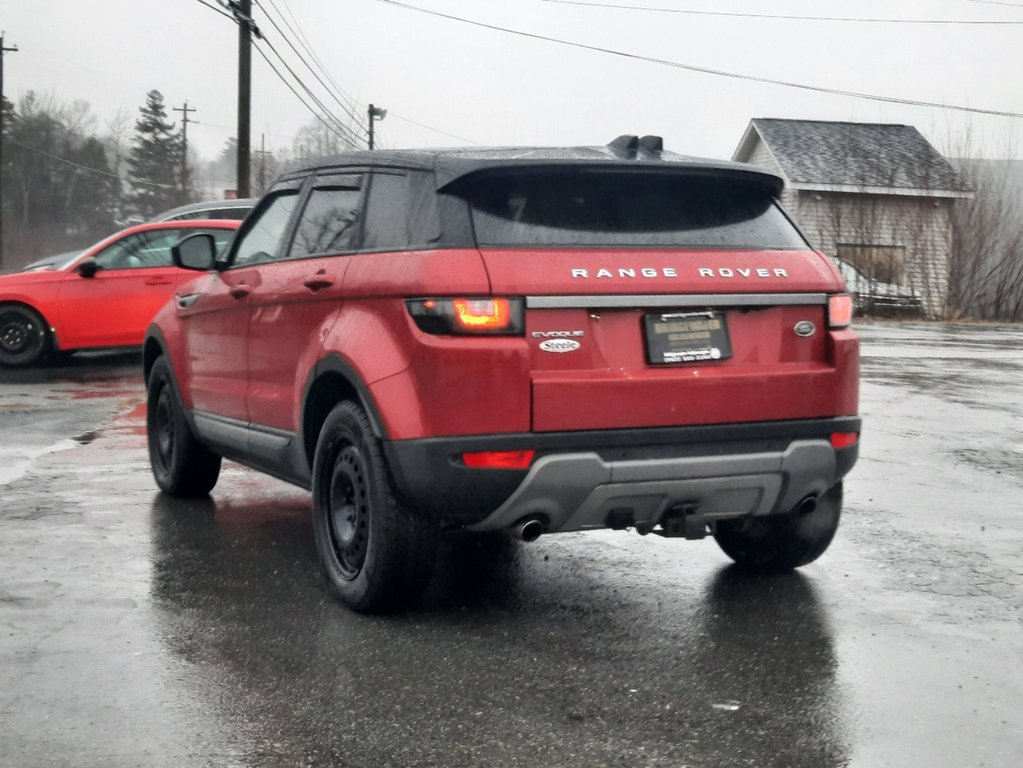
[0,220,239,367]
[145,137,859,612]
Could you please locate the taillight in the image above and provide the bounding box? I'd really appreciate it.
[828,294,853,328]
[830,432,858,449]
[462,450,535,469]
[407,297,524,335]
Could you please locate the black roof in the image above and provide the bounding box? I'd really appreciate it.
[280,142,785,196]
[740,119,967,192]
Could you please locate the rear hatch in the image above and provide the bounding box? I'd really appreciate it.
[447,165,851,432]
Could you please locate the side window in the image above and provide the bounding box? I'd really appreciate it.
[362,173,410,251]
[231,192,300,267]
[92,229,185,270]
[288,182,364,260]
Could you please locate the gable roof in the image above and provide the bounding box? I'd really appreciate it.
[734,119,970,197]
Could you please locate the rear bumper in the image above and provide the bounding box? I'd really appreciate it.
[384,417,859,530]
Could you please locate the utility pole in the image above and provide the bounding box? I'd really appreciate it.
[0,33,19,270]
[227,1,259,197]
[368,104,387,150]
[172,100,197,199]
[254,133,271,195]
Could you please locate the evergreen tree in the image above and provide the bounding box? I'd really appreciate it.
[127,90,185,218]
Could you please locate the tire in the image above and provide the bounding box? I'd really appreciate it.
[714,482,842,572]
[0,304,50,367]
[312,401,437,613]
[147,356,222,497]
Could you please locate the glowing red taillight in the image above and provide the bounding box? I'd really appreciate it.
[828,294,853,328]
[830,432,858,449]
[461,450,535,469]
[406,297,524,335]
[452,298,511,330]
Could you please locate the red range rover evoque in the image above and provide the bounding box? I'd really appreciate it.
[144,136,860,612]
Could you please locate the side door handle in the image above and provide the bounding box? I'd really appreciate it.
[229,284,251,299]
[303,275,335,292]
[144,276,174,286]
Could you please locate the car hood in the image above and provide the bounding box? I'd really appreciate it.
[0,269,67,287]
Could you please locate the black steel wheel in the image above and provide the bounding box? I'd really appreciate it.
[146,356,222,496]
[312,401,437,612]
[0,304,50,368]
[327,444,371,579]
[714,482,843,572]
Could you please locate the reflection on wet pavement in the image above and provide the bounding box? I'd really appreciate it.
[1,325,1021,767]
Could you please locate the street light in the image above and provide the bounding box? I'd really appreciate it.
[368,104,387,150]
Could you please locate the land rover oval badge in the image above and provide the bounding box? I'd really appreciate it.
[539,339,581,353]
[794,321,817,338]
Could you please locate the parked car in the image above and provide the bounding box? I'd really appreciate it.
[0,220,239,367]
[20,249,86,274]
[17,201,254,274]
[152,198,257,222]
[144,136,860,612]
[834,257,924,317]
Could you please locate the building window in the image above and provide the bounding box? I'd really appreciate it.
[836,244,907,285]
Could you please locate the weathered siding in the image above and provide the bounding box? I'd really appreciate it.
[797,191,952,315]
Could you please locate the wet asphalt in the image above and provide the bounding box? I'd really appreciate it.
[0,325,1021,768]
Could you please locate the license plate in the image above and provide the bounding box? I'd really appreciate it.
[644,311,732,365]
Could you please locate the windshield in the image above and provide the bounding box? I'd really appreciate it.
[457,170,806,249]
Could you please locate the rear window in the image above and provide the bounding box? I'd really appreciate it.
[457,171,806,249]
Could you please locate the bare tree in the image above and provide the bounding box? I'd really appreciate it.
[943,126,1023,321]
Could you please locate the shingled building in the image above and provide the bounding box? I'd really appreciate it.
[733,118,970,315]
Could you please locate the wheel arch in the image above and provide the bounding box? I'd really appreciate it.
[301,354,389,470]
[142,332,167,384]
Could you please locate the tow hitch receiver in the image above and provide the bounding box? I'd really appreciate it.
[657,503,712,540]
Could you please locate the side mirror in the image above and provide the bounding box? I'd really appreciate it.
[173,233,217,271]
[77,258,100,278]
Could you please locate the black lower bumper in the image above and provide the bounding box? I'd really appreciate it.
[384,417,860,527]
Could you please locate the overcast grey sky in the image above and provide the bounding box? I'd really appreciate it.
[4,0,1021,163]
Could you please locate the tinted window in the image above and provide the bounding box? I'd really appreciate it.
[459,171,806,249]
[289,185,364,259]
[232,192,300,266]
[362,173,410,251]
[93,229,189,270]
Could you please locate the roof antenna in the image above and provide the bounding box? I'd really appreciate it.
[608,135,640,155]
[608,134,663,158]
[638,135,663,153]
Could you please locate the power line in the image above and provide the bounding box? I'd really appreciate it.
[194,0,236,22]
[387,111,479,145]
[256,36,364,146]
[255,0,368,131]
[260,0,478,149]
[8,138,175,189]
[544,0,1023,24]
[378,0,1023,119]
[196,0,361,148]
[251,40,358,147]
[966,0,1023,7]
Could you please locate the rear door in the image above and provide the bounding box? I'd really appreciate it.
[244,172,368,432]
[452,168,853,432]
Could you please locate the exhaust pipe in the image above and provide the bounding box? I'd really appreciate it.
[508,517,545,542]
[797,495,818,516]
